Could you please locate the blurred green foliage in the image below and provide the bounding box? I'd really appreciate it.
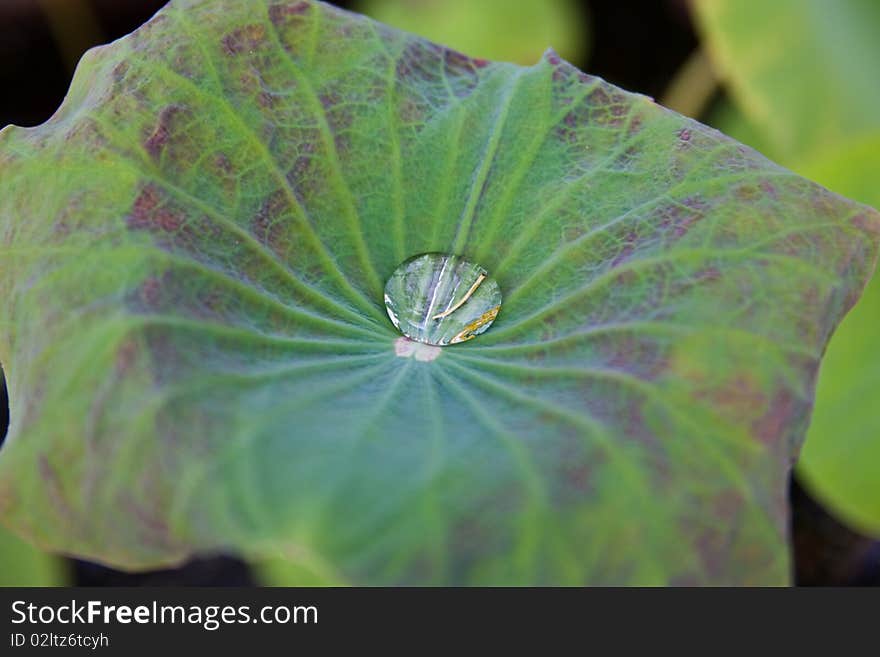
[697,0,880,536]
[356,0,589,65]
[0,526,64,586]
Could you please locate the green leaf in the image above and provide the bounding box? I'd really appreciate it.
[696,0,880,162]
[356,0,589,66]
[801,133,880,210]
[0,0,877,585]
[697,0,880,536]
[0,526,65,586]
[800,266,880,535]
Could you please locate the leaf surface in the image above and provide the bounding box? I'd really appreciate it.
[1,0,878,584]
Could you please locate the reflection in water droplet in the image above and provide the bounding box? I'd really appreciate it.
[384,253,502,346]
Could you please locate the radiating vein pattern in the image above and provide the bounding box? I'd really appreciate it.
[0,0,877,586]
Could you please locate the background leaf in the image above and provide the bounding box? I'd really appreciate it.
[0,526,65,586]
[0,0,877,584]
[697,0,880,162]
[697,0,880,536]
[356,0,589,66]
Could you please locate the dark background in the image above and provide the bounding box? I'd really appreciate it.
[0,0,877,586]
[0,0,698,128]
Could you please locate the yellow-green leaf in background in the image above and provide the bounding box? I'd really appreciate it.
[356,0,588,66]
[0,526,65,586]
[697,0,880,162]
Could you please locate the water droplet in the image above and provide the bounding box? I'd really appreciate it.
[384,253,502,346]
